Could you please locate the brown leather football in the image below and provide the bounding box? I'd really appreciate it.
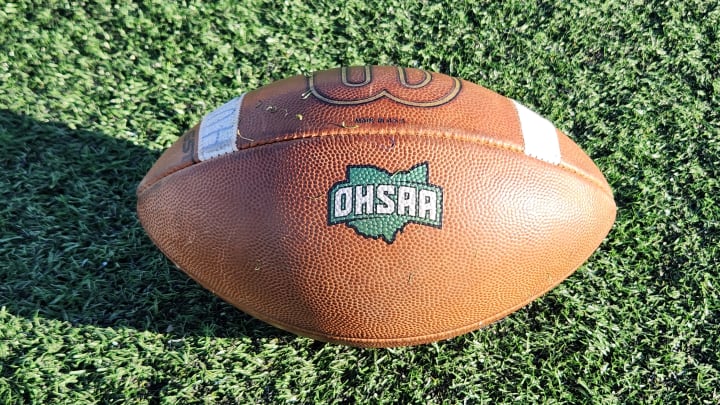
[137,66,616,347]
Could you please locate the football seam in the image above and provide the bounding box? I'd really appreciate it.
[139,129,614,203]
[136,160,192,196]
[229,128,615,201]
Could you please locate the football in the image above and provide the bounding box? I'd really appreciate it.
[137,66,616,347]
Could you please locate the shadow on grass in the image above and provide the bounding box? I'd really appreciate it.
[0,109,289,341]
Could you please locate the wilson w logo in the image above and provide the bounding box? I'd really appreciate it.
[307,66,461,107]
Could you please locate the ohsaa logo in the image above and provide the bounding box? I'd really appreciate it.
[328,162,443,243]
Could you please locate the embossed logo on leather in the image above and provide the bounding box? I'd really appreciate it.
[307,66,461,107]
[328,163,443,243]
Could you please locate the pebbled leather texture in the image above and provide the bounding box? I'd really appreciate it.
[137,66,616,347]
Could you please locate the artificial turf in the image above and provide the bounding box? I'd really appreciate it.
[1,0,718,403]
